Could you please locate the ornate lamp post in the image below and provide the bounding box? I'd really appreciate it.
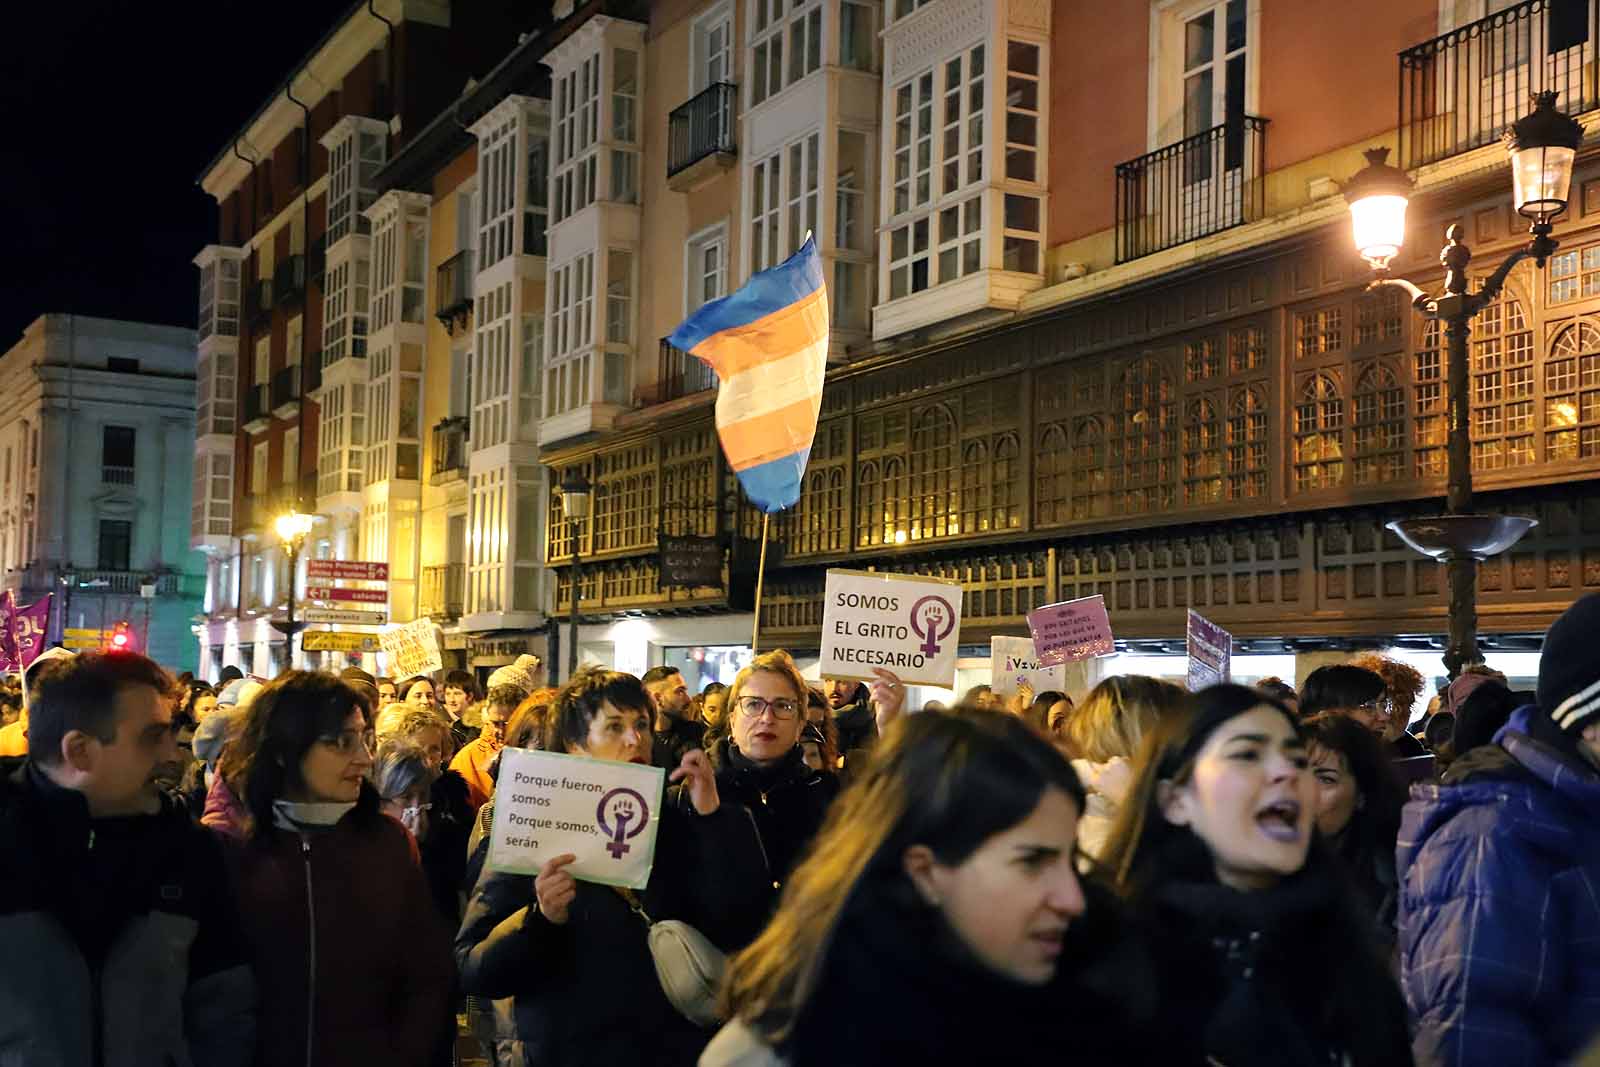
[1343,91,1582,677]
[558,469,592,681]
[273,510,316,667]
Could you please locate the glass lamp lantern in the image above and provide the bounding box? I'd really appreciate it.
[1343,147,1414,272]
[1506,91,1582,223]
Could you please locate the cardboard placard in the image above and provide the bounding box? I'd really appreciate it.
[1185,610,1232,691]
[486,748,666,890]
[1025,596,1115,667]
[989,636,1067,698]
[819,569,963,687]
[381,618,443,678]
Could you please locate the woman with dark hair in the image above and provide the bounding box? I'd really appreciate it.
[218,671,452,1067]
[801,688,841,773]
[701,681,730,731]
[1096,685,1412,1067]
[1302,712,1407,942]
[455,668,770,1067]
[705,708,1150,1066]
[401,674,438,709]
[1301,664,1424,759]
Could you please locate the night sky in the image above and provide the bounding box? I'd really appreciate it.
[1,1,344,347]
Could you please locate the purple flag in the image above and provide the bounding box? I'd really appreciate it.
[13,594,51,669]
[0,592,18,673]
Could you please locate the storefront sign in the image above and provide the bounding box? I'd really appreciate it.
[305,560,390,582]
[304,586,388,604]
[658,535,723,589]
[301,631,383,654]
[381,618,443,677]
[486,748,665,890]
[1025,595,1115,667]
[819,569,963,687]
[989,636,1066,698]
[1186,610,1232,690]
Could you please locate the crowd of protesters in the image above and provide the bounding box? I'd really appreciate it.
[2,593,1598,1067]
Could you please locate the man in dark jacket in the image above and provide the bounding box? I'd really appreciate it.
[645,665,706,771]
[0,650,256,1066]
[1398,593,1600,1067]
[822,666,906,763]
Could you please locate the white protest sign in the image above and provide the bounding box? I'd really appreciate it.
[486,748,666,890]
[989,636,1067,698]
[381,618,443,678]
[819,569,963,687]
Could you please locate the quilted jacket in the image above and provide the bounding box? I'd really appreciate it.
[1397,705,1600,1066]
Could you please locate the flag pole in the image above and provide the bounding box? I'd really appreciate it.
[750,514,771,654]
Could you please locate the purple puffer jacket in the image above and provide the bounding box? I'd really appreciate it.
[1397,705,1600,1067]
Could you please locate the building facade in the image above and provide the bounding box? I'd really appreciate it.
[0,315,205,671]
[191,0,1600,689]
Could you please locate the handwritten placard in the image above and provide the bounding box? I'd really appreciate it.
[486,748,666,889]
[1025,596,1116,667]
[381,618,443,678]
[1185,610,1232,691]
[819,569,963,687]
[989,636,1067,697]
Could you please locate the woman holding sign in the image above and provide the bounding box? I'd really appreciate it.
[1094,684,1411,1067]
[705,708,1152,1066]
[455,669,770,1067]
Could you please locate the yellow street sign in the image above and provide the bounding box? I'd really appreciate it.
[64,628,103,640]
[301,631,382,653]
[63,639,102,650]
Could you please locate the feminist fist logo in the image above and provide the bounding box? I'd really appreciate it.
[909,594,956,657]
[597,787,650,860]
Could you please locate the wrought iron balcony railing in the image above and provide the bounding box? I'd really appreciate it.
[1115,116,1268,264]
[668,83,738,178]
[1400,0,1598,170]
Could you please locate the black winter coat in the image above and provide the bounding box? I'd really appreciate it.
[456,801,771,1067]
[420,768,473,922]
[652,714,708,773]
[1133,872,1413,1067]
[708,739,840,889]
[832,693,878,757]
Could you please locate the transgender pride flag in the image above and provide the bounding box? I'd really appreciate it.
[668,236,828,514]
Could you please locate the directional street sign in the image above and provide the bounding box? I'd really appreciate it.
[301,631,384,653]
[305,560,390,582]
[304,586,388,604]
[299,608,388,626]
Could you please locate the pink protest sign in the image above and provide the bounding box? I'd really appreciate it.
[1025,595,1115,667]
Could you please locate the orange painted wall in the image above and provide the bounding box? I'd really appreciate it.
[1259,0,1436,172]
[1049,0,1150,245]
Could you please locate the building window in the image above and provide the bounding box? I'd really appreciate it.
[525,133,549,256]
[1413,319,1445,477]
[97,520,132,572]
[545,255,596,417]
[327,126,386,246]
[1112,358,1175,514]
[252,439,269,496]
[890,0,932,20]
[606,249,634,346]
[1185,337,1220,382]
[1034,423,1070,526]
[942,45,985,195]
[1005,40,1039,183]
[751,0,820,106]
[1545,321,1600,461]
[1353,364,1405,485]
[610,49,640,204]
[553,55,600,225]
[693,4,734,91]
[101,426,135,484]
[751,151,783,271]
[479,115,518,267]
[321,258,370,368]
[1226,386,1267,499]
[1295,307,1343,359]
[1293,373,1344,491]
[909,405,957,540]
[686,224,727,313]
[840,0,876,69]
[282,427,300,485]
[474,282,515,448]
[786,133,820,257]
[1547,244,1600,304]
[1182,397,1223,504]
[1228,324,1264,372]
[1355,287,1405,347]
[1472,292,1535,471]
[891,70,935,216]
[1071,417,1108,519]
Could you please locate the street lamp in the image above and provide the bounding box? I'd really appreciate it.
[273,510,316,667]
[1342,91,1581,678]
[558,468,592,681]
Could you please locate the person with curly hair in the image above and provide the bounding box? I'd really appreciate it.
[1347,652,1427,758]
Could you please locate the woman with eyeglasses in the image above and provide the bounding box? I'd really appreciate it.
[215,671,453,1067]
[1301,664,1426,760]
[705,650,845,891]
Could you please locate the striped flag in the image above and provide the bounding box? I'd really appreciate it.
[668,236,828,514]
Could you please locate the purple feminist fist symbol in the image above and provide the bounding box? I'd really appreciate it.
[597,787,650,860]
[908,594,956,657]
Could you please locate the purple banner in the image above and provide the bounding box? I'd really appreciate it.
[0,592,52,673]
[1185,610,1232,691]
[1025,595,1116,667]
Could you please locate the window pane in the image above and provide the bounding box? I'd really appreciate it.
[1226,0,1247,51]
[1007,40,1039,76]
[1185,12,1215,69]
[1004,194,1040,232]
[1004,236,1039,274]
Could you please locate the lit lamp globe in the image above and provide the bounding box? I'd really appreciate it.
[275,511,315,544]
[1506,90,1582,225]
[559,470,592,521]
[1343,146,1414,273]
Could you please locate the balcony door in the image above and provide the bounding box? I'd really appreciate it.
[691,4,734,147]
[1180,0,1249,237]
[1474,0,1592,145]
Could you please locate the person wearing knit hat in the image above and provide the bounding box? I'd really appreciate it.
[1397,593,1600,1067]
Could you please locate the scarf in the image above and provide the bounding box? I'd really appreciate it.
[271,799,356,833]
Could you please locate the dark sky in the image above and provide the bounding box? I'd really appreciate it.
[0,1,347,346]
